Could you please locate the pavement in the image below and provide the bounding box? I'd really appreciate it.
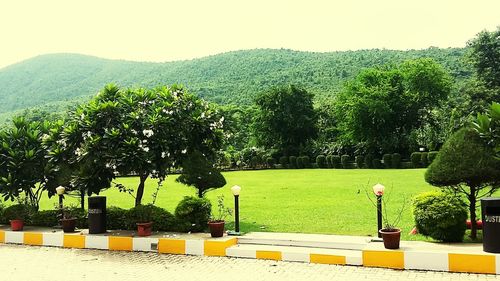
[1,243,499,281]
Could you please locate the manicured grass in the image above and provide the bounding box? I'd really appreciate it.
[37,169,436,240]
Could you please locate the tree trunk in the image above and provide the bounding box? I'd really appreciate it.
[469,186,477,240]
[80,190,85,211]
[198,189,203,198]
[135,174,148,207]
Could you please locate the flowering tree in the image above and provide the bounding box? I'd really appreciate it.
[46,84,225,206]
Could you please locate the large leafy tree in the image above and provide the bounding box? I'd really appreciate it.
[467,27,500,89]
[425,128,500,239]
[335,58,452,154]
[46,84,225,206]
[254,85,317,156]
[0,117,51,210]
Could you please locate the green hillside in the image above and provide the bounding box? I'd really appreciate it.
[0,48,472,117]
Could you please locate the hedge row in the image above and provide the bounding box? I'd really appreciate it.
[410,151,438,168]
[0,196,212,233]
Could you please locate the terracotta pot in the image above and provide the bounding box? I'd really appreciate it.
[379,228,401,249]
[60,218,77,233]
[137,222,153,237]
[10,219,24,231]
[208,221,225,237]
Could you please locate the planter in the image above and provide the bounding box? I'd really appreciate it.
[379,228,401,249]
[136,222,153,237]
[60,218,77,233]
[9,219,24,231]
[208,220,225,238]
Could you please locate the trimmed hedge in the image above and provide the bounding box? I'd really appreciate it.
[364,154,374,168]
[289,156,297,168]
[410,152,421,168]
[382,154,392,169]
[421,152,429,167]
[325,155,333,168]
[355,156,364,169]
[301,156,311,168]
[31,210,59,227]
[372,158,382,169]
[128,204,176,231]
[2,204,34,223]
[391,153,401,168]
[413,191,467,242]
[107,206,128,230]
[279,156,288,168]
[428,151,438,164]
[174,196,212,232]
[332,155,341,168]
[341,155,350,169]
[266,157,276,168]
[316,155,327,168]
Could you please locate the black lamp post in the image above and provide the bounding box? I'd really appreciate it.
[228,185,241,236]
[372,183,385,238]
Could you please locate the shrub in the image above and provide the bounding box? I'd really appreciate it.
[31,210,59,227]
[295,156,303,169]
[382,154,392,169]
[428,151,438,164]
[331,155,341,168]
[279,156,288,168]
[364,154,374,168]
[107,206,129,230]
[372,158,382,169]
[355,156,364,169]
[301,156,311,168]
[266,157,276,168]
[421,152,429,167]
[410,152,421,168]
[128,204,176,231]
[65,206,87,229]
[341,155,350,169]
[316,155,327,168]
[289,156,297,168]
[2,204,34,223]
[174,196,212,232]
[391,153,401,168]
[0,203,4,224]
[325,155,333,168]
[413,191,467,242]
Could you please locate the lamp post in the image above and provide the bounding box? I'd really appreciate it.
[228,185,241,236]
[372,183,385,238]
[56,186,65,221]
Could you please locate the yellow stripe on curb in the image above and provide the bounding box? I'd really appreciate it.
[109,236,133,251]
[0,231,4,243]
[310,254,346,265]
[158,239,186,254]
[204,238,237,256]
[363,250,404,269]
[256,250,282,261]
[449,253,496,274]
[63,234,85,249]
[23,232,43,246]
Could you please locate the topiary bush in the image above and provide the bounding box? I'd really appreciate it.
[391,153,401,168]
[364,154,374,168]
[289,156,297,168]
[410,152,421,168]
[331,155,341,168]
[107,206,129,230]
[316,155,326,168]
[428,151,438,164]
[295,156,303,169]
[372,158,382,169]
[301,156,311,168]
[382,154,392,169]
[421,152,429,167]
[2,204,34,224]
[355,156,364,169]
[325,155,333,168]
[341,155,350,169]
[31,210,59,227]
[279,156,288,168]
[266,157,276,168]
[413,191,468,242]
[174,196,212,232]
[128,204,176,231]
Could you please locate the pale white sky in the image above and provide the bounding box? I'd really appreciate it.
[0,0,499,69]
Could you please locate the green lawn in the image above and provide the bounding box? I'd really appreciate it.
[37,169,437,240]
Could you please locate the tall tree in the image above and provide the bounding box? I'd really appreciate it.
[467,27,500,89]
[254,85,317,156]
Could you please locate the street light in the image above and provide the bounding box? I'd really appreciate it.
[228,185,241,236]
[56,186,66,221]
[372,183,385,238]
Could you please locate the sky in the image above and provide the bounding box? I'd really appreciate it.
[0,0,499,69]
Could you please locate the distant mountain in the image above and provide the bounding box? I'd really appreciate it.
[0,48,472,117]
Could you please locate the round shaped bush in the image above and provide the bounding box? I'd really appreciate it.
[295,156,303,169]
[289,156,297,168]
[355,156,364,169]
[279,156,288,167]
[266,157,276,168]
[316,155,326,168]
[428,151,438,164]
[107,206,128,230]
[2,204,34,223]
[413,191,467,242]
[331,155,341,168]
[382,154,392,168]
[301,156,310,168]
[31,210,59,227]
[372,158,381,169]
[410,152,422,168]
[341,155,350,169]
[364,154,374,168]
[325,155,333,168]
[391,153,401,168]
[421,152,429,167]
[174,196,212,232]
[128,204,176,231]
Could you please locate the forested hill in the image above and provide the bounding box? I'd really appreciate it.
[0,48,472,115]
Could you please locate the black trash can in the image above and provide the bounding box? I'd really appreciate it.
[481,197,500,253]
[88,196,106,234]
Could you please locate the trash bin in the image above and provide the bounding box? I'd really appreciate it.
[481,197,500,253]
[88,196,106,234]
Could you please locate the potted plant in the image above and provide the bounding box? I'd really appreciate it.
[4,204,31,231]
[368,183,406,249]
[133,205,154,237]
[208,195,232,238]
[60,207,77,233]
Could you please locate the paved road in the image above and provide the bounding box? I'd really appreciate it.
[1,244,498,281]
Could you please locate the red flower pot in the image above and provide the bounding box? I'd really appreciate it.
[379,228,401,249]
[137,222,153,237]
[208,221,225,238]
[10,219,24,231]
[60,218,77,233]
